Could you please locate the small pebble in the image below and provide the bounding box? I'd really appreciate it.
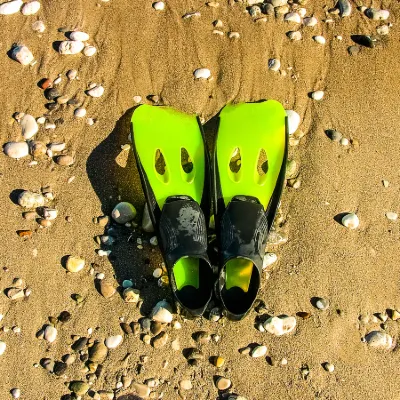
[286,110,301,135]
[74,108,86,118]
[313,35,326,45]
[153,268,163,278]
[99,281,116,298]
[364,331,393,350]
[21,1,40,15]
[153,1,165,10]
[67,69,78,80]
[194,68,211,80]
[132,383,150,398]
[123,287,140,303]
[263,315,297,336]
[0,0,23,15]
[0,341,6,356]
[83,45,97,57]
[341,213,359,229]
[303,16,317,27]
[44,325,57,343]
[18,191,45,208]
[268,58,280,72]
[377,25,389,35]
[216,377,231,390]
[324,362,335,372]
[180,380,192,390]
[112,202,136,223]
[228,31,240,39]
[20,113,39,139]
[311,90,324,100]
[11,45,34,65]
[315,297,329,310]
[105,335,123,349]
[151,300,173,323]
[171,339,180,350]
[10,388,21,399]
[87,85,104,97]
[3,142,29,159]
[69,381,90,396]
[340,137,349,146]
[59,41,84,55]
[251,345,267,358]
[365,8,389,21]
[287,31,302,41]
[284,12,301,24]
[152,331,168,348]
[55,154,74,166]
[88,342,108,362]
[65,256,85,273]
[262,253,277,270]
[214,356,225,367]
[32,20,45,32]
[69,31,90,41]
[386,212,398,221]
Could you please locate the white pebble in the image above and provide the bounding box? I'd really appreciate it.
[21,1,40,15]
[268,58,280,72]
[153,268,163,278]
[365,331,393,350]
[366,8,389,21]
[74,108,87,118]
[3,142,29,159]
[151,300,173,323]
[287,31,302,41]
[53,76,61,85]
[194,68,211,80]
[324,362,335,372]
[87,118,95,126]
[0,0,23,15]
[0,341,6,355]
[263,253,277,269]
[18,190,45,208]
[153,1,165,10]
[228,31,240,39]
[150,236,158,246]
[105,335,123,349]
[338,0,351,17]
[98,249,111,257]
[87,85,105,98]
[263,315,297,336]
[44,325,57,343]
[286,110,301,135]
[386,212,398,221]
[284,12,301,24]
[67,69,78,80]
[11,45,34,65]
[32,20,45,32]
[340,137,349,146]
[47,142,65,152]
[336,35,343,41]
[10,388,20,399]
[303,16,317,27]
[20,113,38,139]
[133,95,142,103]
[313,35,326,45]
[376,25,389,35]
[251,345,267,358]
[311,90,324,101]
[96,272,105,280]
[69,31,90,41]
[83,45,97,57]
[341,212,359,229]
[58,41,84,55]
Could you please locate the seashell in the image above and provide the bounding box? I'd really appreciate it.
[313,35,326,45]
[151,300,173,323]
[298,7,306,18]
[105,335,123,349]
[311,90,324,100]
[365,331,393,350]
[251,345,267,358]
[286,110,301,135]
[11,45,34,65]
[18,191,45,208]
[123,287,140,303]
[86,85,104,97]
[47,142,65,152]
[74,108,86,118]
[44,325,57,343]
[365,8,389,21]
[153,1,165,10]
[338,0,351,17]
[193,68,211,80]
[0,0,23,15]
[263,315,297,336]
[228,31,240,39]
[262,252,277,270]
[386,212,398,221]
[342,212,359,229]
[67,69,77,80]
[32,20,45,32]
[83,45,96,57]
[69,31,89,41]
[21,1,40,15]
[41,207,58,220]
[183,11,200,19]
[303,16,317,27]
[66,256,85,273]
[268,58,280,72]
[3,142,29,159]
[0,341,6,356]
[284,12,301,24]
[287,31,302,41]
[58,40,84,55]
[20,114,38,139]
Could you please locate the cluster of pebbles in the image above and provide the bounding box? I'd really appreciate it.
[0,0,397,399]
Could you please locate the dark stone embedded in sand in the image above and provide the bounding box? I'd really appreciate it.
[72,337,88,351]
[58,311,72,323]
[45,87,60,100]
[351,35,376,48]
[69,381,90,396]
[150,321,162,336]
[130,322,140,335]
[194,331,211,344]
[121,322,132,334]
[53,361,67,376]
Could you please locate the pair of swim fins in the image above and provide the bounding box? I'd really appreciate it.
[131,100,288,321]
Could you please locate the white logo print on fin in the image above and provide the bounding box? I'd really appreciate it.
[177,204,200,236]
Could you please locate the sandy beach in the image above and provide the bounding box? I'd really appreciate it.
[0,0,399,399]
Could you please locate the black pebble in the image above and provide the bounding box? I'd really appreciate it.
[45,88,60,100]
[72,337,88,351]
[53,361,67,376]
[46,102,58,111]
[58,311,71,323]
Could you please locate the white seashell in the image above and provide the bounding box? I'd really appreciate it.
[21,1,40,15]
[194,68,211,80]
[340,137,349,146]
[311,90,324,100]
[11,45,34,65]
[263,315,297,336]
[284,12,301,24]
[69,31,89,41]
[324,363,335,372]
[47,143,66,153]
[44,122,56,130]
[153,1,165,10]
[298,8,306,18]
[303,16,317,27]
[74,108,87,118]
[67,69,77,80]
[228,31,240,39]
[18,191,45,208]
[287,31,302,41]
[0,0,23,15]
[251,345,267,358]
[376,25,389,35]
[341,212,359,229]
[313,35,326,45]
[83,45,97,57]
[105,335,123,349]
[133,95,142,104]
[151,300,173,323]
[365,331,393,350]
[53,76,61,85]
[0,341,6,356]
[338,0,351,17]
[42,208,58,220]
[32,20,45,32]
[87,85,104,97]
[58,40,84,55]
[153,268,163,278]
[386,212,398,221]
[365,8,389,21]
[268,58,280,72]
[286,110,301,135]
[263,253,278,270]
[20,114,38,139]
[10,388,20,399]
[44,325,57,343]
[3,142,29,159]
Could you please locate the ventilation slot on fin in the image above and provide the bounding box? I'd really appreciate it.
[257,148,268,176]
[181,148,193,173]
[229,147,241,173]
[155,149,166,175]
